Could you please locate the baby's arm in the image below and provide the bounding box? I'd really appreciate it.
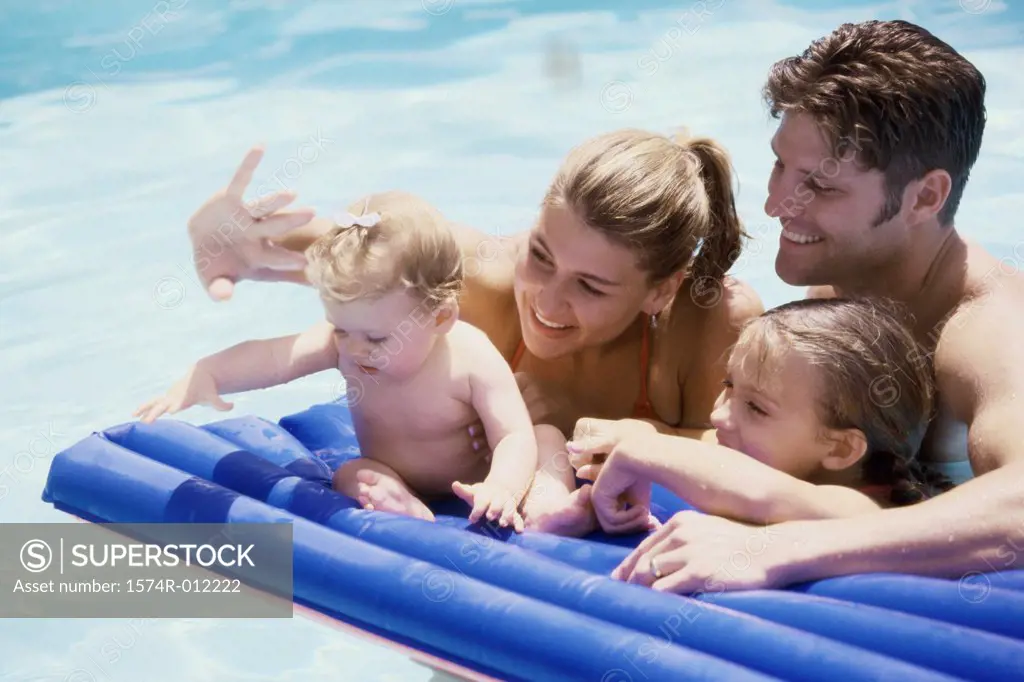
[453,329,539,529]
[135,321,338,422]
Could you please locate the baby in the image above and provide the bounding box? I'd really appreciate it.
[570,297,956,534]
[136,191,539,531]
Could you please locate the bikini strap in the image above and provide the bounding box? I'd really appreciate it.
[634,320,655,419]
[511,338,526,371]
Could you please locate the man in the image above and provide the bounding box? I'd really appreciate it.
[611,19,1024,592]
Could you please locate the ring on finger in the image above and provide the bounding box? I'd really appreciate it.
[651,555,664,580]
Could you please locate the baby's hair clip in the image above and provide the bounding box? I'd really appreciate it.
[333,210,381,228]
[334,196,380,228]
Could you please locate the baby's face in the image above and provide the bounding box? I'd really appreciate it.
[709,344,837,480]
[323,289,442,382]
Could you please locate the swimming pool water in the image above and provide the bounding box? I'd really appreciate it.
[1,1,1021,679]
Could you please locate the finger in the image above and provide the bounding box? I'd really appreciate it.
[245,190,296,219]
[132,399,157,417]
[248,209,317,240]
[207,276,235,302]
[574,463,601,481]
[611,522,671,580]
[451,481,474,505]
[625,537,676,586]
[498,497,518,527]
[209,394,234,411]
[512,510,525,534]
[255,240,310,271]
[601,504,652,535]
[571,417,613,444]
[227,146,264,198]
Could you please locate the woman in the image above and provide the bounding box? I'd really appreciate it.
[183,128,764,532]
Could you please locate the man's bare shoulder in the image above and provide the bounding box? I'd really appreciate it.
[932,272,1024,419]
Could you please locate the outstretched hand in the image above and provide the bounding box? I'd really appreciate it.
[452,480,525,533]
[133,365,233,423]
[189,147,316,301]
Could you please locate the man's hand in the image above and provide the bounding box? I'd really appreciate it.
[189,147,316,301]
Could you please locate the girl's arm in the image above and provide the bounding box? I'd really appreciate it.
[621,433,883,523]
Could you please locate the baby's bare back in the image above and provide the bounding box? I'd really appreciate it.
[348,325,494,497]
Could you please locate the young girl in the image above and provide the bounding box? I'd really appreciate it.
[567,297,955,535]
[135,191,543,531]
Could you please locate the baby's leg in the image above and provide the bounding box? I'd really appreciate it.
[333,458,435,522]
[520,424,597,537]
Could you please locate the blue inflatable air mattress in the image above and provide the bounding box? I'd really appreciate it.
[41,401,1024,681]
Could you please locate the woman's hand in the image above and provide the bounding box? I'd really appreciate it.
[133,365,233,423]
[189,147,316,301]
[566,417,660,534]
[611,510,788,593]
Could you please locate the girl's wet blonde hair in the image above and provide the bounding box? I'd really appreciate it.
[305,190,464,309]
[735,297,954,505]
[543,128,747,288]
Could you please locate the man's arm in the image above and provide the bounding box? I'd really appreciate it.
[765,296,1024,585]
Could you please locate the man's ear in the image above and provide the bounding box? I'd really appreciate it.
[821,427,869,471]
[433,299,459,334]
[906,169,952,226]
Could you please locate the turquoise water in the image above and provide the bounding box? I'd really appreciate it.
[0,0,1021,679]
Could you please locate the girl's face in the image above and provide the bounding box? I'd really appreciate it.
[709,342,859,481]
[513,203,665,359]
[322,289,450,383]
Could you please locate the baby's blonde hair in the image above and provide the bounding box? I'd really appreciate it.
[543,128,747,286]
[306,190,464,309]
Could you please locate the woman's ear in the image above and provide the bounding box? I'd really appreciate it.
[645,270,685,316]
[433,299,459,334]
[821,427,869,471]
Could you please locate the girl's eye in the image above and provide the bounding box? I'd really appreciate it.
[579,279,606,297]
[333,329,348,337]
[721,378,733,388]
[368,336,388,345]
[746,401,768,417]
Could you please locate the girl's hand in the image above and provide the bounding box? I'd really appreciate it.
[451,481,525,533]
[566,418,660,535]
[188,147,315,301]
[133,366,233,423]
[566,417,657,481]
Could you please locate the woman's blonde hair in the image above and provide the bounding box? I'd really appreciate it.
[736,297,953,505]
[305,190,463,309]
[542,128,747,287]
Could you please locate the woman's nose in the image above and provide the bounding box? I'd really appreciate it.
[710,397,732,431]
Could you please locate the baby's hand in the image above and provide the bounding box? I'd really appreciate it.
[133,365,233,424]
[451,481,525,533]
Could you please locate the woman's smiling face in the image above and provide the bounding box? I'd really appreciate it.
[513,204,658,358]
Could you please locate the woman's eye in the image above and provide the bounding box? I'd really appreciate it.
[368,337,388,345]
[530,246,551,266]
[579,279,605,297]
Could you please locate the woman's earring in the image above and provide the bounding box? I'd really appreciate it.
[649,313,658,329]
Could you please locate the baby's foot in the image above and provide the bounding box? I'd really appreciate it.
[355,470,435,522]
[523,485,598,537]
